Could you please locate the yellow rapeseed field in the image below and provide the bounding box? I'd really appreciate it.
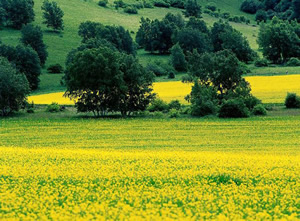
[0,117,300,220]
[28,74,300,105]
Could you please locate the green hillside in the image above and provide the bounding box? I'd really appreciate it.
[0,0,258,67]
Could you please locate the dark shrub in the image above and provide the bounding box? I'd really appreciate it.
[286,57,300,67]
[191,100,218,117]
[143,2,154,8]
[240,0,258,14]
[205,3,217,11]
[124,6,138,14]
[168,72,175,79]
[98,0,108,7]
[153,0,170,8]
[148,99,168,112]
[47,64,64,74]
[243,96,261,110]
[254,58,268,67]
[252,104,267,115]
[285,93,300,108]
[114,0,127,9]
[170,0,185,9]
[168,100,181,110]
[219,99,250,118]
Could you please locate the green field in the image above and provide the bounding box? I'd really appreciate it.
[1,110,300,219]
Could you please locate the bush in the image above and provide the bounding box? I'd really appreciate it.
[148,99,168,112]
[168,100,181,110]
[98,0,108,7]
[170,0,185,9]
[47,64,64,74]
[143,2,154,8]
[124,6,138,14]
[146,61,175,77]
[169,108,180,118]
[254,58,268,67]
[252,104,267,116]
[240,0,258,14]
[285,93,300,108]
[153,111,165,118]
[205,3,217,12]
[153,0,170,8]
[191,100,218,117]
[114,0,127,9]
[46,102,61,112]
[286,57,300,67]
[219,99,250,118]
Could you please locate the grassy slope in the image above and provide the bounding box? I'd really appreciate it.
[0,0,259,65]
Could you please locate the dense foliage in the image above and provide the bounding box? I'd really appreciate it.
[0,0,35,29]
[258,17,300,63]
[0,44,41,90]
[21,24,48,66]
[78,21,136,55]
[0,57,30,116]
[65,46,154,116]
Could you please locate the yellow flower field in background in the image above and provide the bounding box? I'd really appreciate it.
[28,74,300,105]
[1,117,300,220]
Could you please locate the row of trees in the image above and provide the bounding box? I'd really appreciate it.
[241,0,300,22]
[136,14,256,63]
[0,0,64,31]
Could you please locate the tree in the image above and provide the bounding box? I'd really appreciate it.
[170,43,187,71]
[292,0,300,21]
[240,0,259,14]
[1,0,35,29]
[188,50,246,96]
[176,28,212,54]
[211,20,255,62]
[78,21,136,55]
[0,44,41,90]
[0,57,30,116]
[41,0,64,31]
[255,9,267,23]
[21,24,48,66]
[184,0,202,18]
[64,46,154,116]
[258,17,300,63]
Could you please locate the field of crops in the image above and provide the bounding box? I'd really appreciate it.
[0,116,300,219]
[28,74,300,105]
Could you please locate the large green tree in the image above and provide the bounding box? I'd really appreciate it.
[65,46,154,116]
[258,17,300,63]
[0,57,30,116]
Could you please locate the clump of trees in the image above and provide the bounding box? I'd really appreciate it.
[0,44,41,90]
[258,17,300,64]
[78,21,136,55]
[41,0,64,31]
[64,46,155,117]
[136,15,256,63]
[241,0,300,22]
[0,0,35,29]
[0,57,30,116]
[187,50,262,118]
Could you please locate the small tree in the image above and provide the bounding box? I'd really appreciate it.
[41,0,64,31]
[21,24,48,66]
[0,57,30,116]
[255,10,267,23]
[184,0,202,18]
[170,43,187,71]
